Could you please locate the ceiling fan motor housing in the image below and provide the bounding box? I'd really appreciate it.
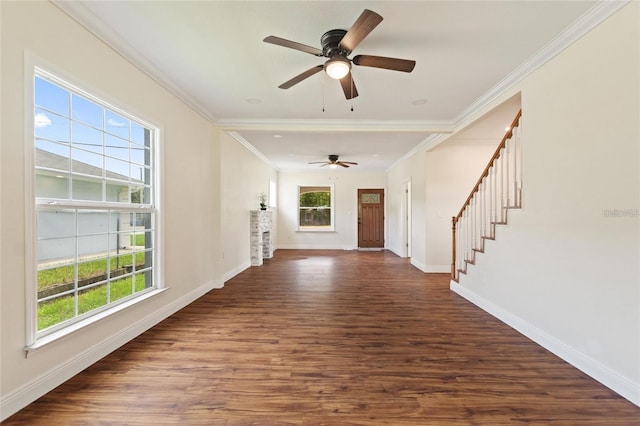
[328,154,340,163]
[321,29,350,57]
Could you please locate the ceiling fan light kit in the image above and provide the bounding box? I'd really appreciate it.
[324,56,351,80]
[264,9,416,100]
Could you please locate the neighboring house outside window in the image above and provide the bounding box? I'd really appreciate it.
[298,185,334,231]
[33,69,159,338]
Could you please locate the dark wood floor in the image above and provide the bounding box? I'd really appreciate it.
[4,250,639,425]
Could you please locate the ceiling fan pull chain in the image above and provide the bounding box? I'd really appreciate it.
[350,76,354,112]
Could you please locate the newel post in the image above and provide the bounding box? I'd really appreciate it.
[451,216,457,281]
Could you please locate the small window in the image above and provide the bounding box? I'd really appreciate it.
[298,185,334,231]
[33,69,159,338]
[269,180,277,208]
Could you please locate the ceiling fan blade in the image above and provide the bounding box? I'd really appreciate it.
[353,55,416,72]
[308,161,328,164]
[279,65,324,89]
[339,9,383,52]
[263,36,323,56]
[338,163,350,168]
[340,161,359,165]
[339,73,359,100]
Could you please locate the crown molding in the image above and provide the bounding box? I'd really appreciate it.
[386,132,450,171]
[452,0,630,129]
[217,119,454,134]
[388,0,630,170]
[51,0,219,123]
[226,131,279,171]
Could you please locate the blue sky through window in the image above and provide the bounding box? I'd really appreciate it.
[35,75,151,194]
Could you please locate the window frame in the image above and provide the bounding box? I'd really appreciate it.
[25,64,163,349]
[297,184,335,232]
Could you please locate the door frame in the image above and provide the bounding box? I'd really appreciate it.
[403,179,412,258]
[357,188,385,249]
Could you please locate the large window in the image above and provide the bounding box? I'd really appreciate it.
[298,185,334,231]
[33,69,159,337]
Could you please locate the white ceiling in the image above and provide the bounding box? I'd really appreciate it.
[55,0,600,171]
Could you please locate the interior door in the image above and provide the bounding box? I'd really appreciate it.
[358,188,384,248]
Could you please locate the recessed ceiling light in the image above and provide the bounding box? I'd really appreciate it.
[411,98,428,106]
[273,134,283,138]
[246,98,262,104]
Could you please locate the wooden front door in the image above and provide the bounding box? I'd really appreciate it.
[358,189,384,248]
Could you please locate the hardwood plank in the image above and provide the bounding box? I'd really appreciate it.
[4,249,639,424]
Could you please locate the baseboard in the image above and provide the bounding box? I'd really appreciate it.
[450,281,640,408]
[425,264,450,273]
[277,244,356,250]
[222,261,251,283]
[1,278,224,421]
[410,258,427,272]
[387,246,405,258]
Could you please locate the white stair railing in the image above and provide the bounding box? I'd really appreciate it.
[452,111,522,282]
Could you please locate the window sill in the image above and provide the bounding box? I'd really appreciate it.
[296,228,335,233]
[24,288,167,357]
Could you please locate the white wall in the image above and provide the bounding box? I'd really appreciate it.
[1,2,222,418]
[452,2,639,406]
[278,170,386,250]
[220,132,278,280]
[387,151,427,270]
[424,140,500,272]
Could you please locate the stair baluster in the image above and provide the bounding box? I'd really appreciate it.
[451,110,522,281]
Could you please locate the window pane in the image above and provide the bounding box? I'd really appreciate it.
[38,236,75,263]
[78,210,109,235]
[72,122,103,154]
[77,234,109,259]
[38,209,75,239]
[72,94,103,129]
[131,123,146,146]
[299,208,332,226]
[130,186,150,204]
[106,181,128,202]
[35,108,70,143]
[36,139,71,167]
[72,177,102,201]
[106,110,130,139]
[130,164,145,183]
[71,148,103,176]
[135,213,153,231]
[38,295,75,331]
[78,257,108,284]
[106,157,131,180]
[35,77,69,117]
[112,253,135,272]
[78,283,107,315]
[130,146,149,166]
[299,190,331,207]
[36,173,70,199]
[105,134,130,161]
[37,264,75,291]
[134,270,152,292]
[111,275,134,302]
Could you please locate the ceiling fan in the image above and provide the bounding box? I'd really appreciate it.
[264,9,416,99]
[309,154,358,168]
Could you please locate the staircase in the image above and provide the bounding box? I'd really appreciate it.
[451,110,523,282]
